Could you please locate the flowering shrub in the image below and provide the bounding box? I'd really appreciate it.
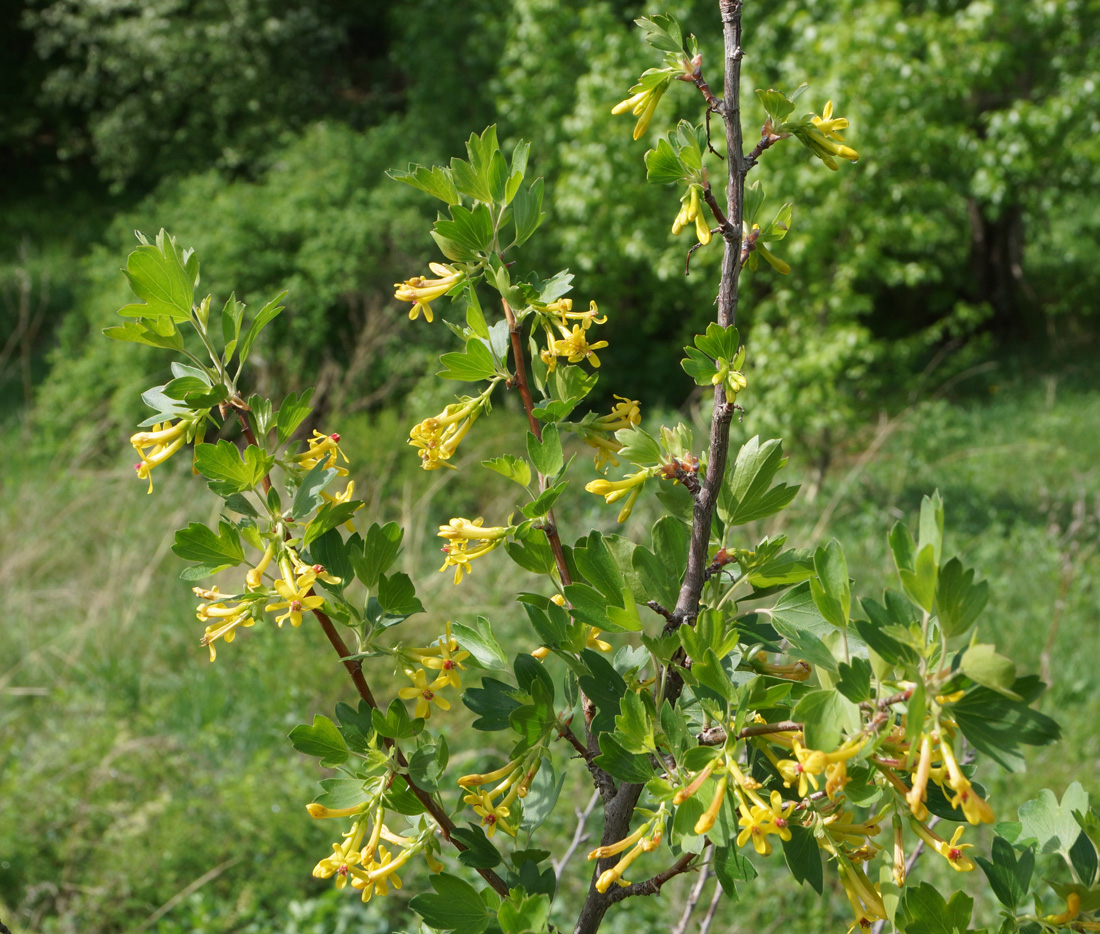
[108,5,1097,933]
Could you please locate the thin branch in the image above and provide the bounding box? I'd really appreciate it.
[699,880,724,934]
[606,851,699,904]
[701,182,735,237]
[553,790,601,879]
[559,721,617,801]
[697,719,803,746]
[672,844,713,934]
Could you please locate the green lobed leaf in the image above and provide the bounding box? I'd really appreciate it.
[302,500,361,547]
[810,538,850,627]
[936,557,989,638]
[353,521,403,589]
[438,337,499,381]
[512,177,546,247]
[193,440,272,495]
[1018,783,1088,854]
[172,520,244,570]
[976,835,1034,908]
[452,617,508,669]
[463,677,522,731]
[522,480,568,519]
[409,872,492,934]
[526,424,564,477]
[498,890,551,934]
[960,643,1019,699]
[274,388,314,447]
[102,318,184,350]
[452,823,504,870]
[409,736,449,793]
[793,689,860,751]
[290,461,337,520]
[719,436,800,526]
[376,571,424,617]
[712,845,756,899]
[288,714,348,767]
[483,454,532,488]
[387,162,461,204]
[120,236,194,321]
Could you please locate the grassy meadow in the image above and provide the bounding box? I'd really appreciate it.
[2,348,1096,933]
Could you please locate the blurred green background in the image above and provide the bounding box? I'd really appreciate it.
[1,0,1097,931]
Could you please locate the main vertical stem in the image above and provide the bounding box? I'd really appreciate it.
[572,4,746,933]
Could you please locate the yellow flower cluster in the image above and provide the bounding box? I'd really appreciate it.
[408,391,491,471]
[588,806,666,892]
[578,395,642,472]
[194,541,341,661]
[793,100,860,171]
[611,76,671,140]
[458,754,543,838]
[536,300,608,371]
[671,184,712,246]
[585,468,656,523]
[131,415,203,493]
[294,430,350,476]
[900,730,995,825]
[309,799,432,904]
[437,516,511,584]
[396,623,470,719]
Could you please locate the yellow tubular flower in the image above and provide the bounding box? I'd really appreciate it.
[736,797,774,856]
[586,627,612,652]
[909,819,976,873]
[408,392,492,471]
[394,262,464,323]
[588,823,649,861]
[611,78,669,140]
[350,844,413,902]
[892,817,907,887]
[906,733,933,820]
[595,840,646,892]
[695,772,729,835]
[197,598,256,662]
[245,541,276,590]
[131,416,199,493]
[549,323,609,368]
[1047,893,1082,926]
[295,429,350,474]
[940,739,995,824]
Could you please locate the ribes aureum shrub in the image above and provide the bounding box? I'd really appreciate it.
[108,5,1098,933]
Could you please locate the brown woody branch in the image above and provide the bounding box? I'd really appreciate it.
[697,719,803,746]
[606,852,699,904]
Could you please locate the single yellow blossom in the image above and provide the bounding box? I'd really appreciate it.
[265,575,324,628]
[397,668,452,719]
[295,430,350,476]
[394,262,465,323]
